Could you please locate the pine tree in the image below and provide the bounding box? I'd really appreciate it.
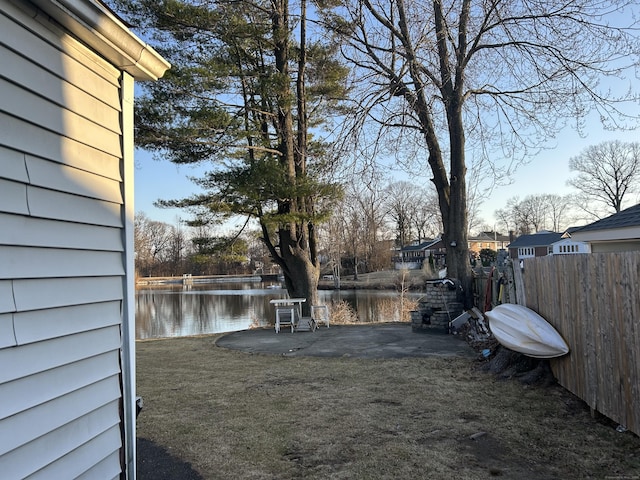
[111,0,348,309]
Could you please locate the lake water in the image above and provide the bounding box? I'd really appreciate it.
[135,281,422,339]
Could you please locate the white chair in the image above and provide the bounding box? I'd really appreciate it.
[311,305,330,328]
[275,306,296,333]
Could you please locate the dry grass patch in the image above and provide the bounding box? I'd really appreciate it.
[137,335,640,479]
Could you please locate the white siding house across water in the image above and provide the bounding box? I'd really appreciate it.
[0,1,168,478]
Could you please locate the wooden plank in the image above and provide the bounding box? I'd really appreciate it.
[27,186,122,227]
[512,260,527,305]
[559,255,577,398]
[0,281,15,314]
[0,46,121,132]
[0,402,120,479]
[0,326,121,385]
[0,145,28,182]
[0,112,122,181]
[0,246,124,279]
[590,255,605,412]
[12,276,122,312]
[575,254,592,403]
[528,252,640,435]
[14,301,121,345]
[0,313,16,349]
[0,178,29,215]
[26,155,123,203]
[0,350,120,419]
[622,254,640,433]
[612,254,637,432]
[608,254,626,426]
[0,213,123,251]
[0,376,121,455]
[0,78,122,157]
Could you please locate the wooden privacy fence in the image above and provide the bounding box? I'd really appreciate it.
[516,252,640,435]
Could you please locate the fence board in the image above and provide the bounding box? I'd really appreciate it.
[517,253,640,435]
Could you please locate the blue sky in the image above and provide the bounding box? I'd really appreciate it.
[475,123,639,223]
[130,4,640,233]
[133,119,639,230]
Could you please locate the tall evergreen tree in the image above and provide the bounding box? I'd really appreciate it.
[111,0,348,309]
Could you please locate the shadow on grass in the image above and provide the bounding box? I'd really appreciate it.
[137,437,203,479]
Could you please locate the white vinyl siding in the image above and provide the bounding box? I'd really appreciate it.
[0,213,123,251]
[0,280,15,312]
[0,112,122,180]
[12,276,123,312]
[3,404,122,480]
[0,1,128,478]
[13,301,122,345]
[0,313,15,349]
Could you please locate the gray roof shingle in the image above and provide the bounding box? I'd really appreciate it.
[401,239,439,252]
[574,203,640,233]
[508,231,563,248]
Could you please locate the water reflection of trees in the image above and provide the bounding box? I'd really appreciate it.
[135,284,422,339]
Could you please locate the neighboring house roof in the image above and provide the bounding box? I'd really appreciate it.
[571,204,640,243]
[573,204,640,233]
[470,231,510,242]
[508,231,563,248]
[401,239,440,252]
[563,226,584,237]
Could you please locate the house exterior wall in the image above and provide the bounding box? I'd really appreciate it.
[509,245,553,260]
[571,226,640,253]
[551,239,591,255]
[468,239,504,253]
[590,241,640,253]
[0,1,168,478]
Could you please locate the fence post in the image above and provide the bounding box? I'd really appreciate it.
[512,260,527,306]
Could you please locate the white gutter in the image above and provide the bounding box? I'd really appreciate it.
[27,0,170,81]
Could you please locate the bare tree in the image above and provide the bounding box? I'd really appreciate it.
[411,190,442,242]
[519,195,549,233]
[341,190,368,279]
[542,194,575,232]
[134,213,187,276]
[166,220,187,276]
[340,181,391,277]
[568,140,640,216]
[497,194,576,236]
[384,181,421,247]
[494,207,515,237]
[323,0,640,305]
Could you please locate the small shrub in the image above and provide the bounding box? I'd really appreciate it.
[328,300,359,324]
[249,314,266,329]
[377,297,419,322]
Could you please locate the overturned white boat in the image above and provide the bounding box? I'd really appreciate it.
[485,304,569,358]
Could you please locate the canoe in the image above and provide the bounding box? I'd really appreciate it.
[485,304,569,358]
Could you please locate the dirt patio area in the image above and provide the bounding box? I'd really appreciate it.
[215,323,475,359]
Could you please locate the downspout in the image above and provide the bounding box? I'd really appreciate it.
[120,72,137,479]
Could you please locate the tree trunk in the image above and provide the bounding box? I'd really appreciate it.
[443,99,472,307]
[434,0,473,307]
[280,242,319,313]
[270,0,319,315]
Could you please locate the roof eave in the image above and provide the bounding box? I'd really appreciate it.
[29,0,170,81]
